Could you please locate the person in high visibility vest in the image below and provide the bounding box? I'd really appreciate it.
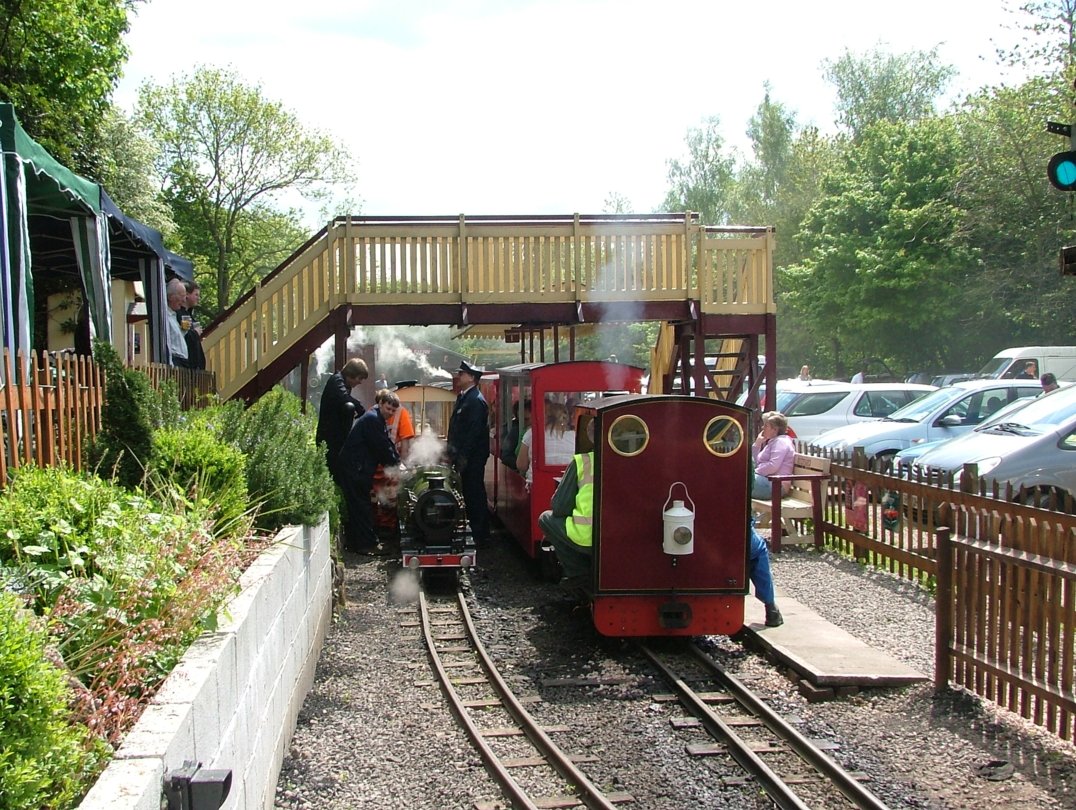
[538,421,594,595]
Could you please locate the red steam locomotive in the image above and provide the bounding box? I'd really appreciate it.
[483,361,751,637]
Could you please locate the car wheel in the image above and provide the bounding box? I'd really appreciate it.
[875,450,898,472]
[1019,486,1075,513]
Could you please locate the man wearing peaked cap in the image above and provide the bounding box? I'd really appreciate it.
[448,359,490,544]
[458,360,484,377]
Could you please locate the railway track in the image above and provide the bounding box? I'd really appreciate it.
[418,582,631,809]
[638,640,891,810]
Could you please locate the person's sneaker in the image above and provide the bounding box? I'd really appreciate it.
[765,604,784,627]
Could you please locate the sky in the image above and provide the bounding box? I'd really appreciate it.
[115,0,1028,226]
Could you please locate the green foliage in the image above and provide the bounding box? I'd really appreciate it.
[91,107,177,239]
[953,74,1076,356]
[85,342,156,489]
[208,388,334,531]
[786,118,972,374]
[150,428,249,538]
[0,592,100,810]
[135,66,353,311]
[662,116,737,224]
[822,46,955,138]
[168,203,310,321]
[0,465,247,746]
[0,0,131,174]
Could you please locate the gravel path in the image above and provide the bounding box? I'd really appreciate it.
[274,530,1076,809]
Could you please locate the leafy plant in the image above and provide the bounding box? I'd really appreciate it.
[85,341,156,489]
[150,427,249,538]
[0,466,252,745]
[209,388,334,531]
[0,591,102,810]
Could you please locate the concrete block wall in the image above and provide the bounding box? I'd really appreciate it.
[78,515,332,810]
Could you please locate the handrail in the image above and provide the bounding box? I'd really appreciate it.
[200,213,776,401]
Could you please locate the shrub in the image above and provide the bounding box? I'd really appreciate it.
[0,591,101,810]
[150,427,249,537]
[0,466,248,744]
[209,388,334,531]
[85,342,156,489]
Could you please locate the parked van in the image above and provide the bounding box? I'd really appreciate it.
[978,346,1076,382]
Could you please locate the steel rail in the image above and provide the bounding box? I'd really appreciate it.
[638,642,813,810]
[685,643,889,810]
[418,590,536,810]
[419,586,621,810]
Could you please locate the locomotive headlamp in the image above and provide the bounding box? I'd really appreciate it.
[662,482,695,556]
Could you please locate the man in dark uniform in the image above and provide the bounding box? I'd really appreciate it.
[316,358,369,550]
[338,391,401,553]
[447,360,490,545]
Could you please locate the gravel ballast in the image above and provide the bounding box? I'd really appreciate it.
[275,532,1076,809]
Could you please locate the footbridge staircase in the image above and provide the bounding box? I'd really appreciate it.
[201,213,776,404]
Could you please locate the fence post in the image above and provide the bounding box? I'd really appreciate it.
[852,446,867,560]
[934,526,953,693]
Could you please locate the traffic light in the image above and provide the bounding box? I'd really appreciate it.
[1049,151,1076,190]
[1047,121,1076,191]
[1061,245,1076,276]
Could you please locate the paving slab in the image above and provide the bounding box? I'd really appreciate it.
[743,589,928,688]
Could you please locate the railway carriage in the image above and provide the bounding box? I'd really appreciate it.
[483,361,645,568]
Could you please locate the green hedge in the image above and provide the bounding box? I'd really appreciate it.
[0,591,101,810]
[150,427,249,537]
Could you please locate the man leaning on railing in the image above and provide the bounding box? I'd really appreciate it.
[165,278,190,368]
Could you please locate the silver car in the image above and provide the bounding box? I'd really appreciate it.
[810,378,1041,460]
[912,385,1076,508]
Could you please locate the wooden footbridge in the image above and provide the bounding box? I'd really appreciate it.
[201,212,777,404]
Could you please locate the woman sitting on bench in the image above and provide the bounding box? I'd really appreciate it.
[751,411,795,500]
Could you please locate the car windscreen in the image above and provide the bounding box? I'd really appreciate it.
[885,387,958,422]
[985,388,1076,428]
[977,357,1013,377]
[782,391,848,416]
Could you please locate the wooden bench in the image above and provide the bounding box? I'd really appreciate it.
[752,453,831,552]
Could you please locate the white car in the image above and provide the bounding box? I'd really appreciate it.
[755,380,936,443]
[810,379,1041,460]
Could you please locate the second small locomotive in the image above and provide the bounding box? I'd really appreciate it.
[396,463,477,572]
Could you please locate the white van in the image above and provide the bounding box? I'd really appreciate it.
[978,347,1076,382]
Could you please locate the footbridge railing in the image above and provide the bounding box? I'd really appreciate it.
[202,213,775,401]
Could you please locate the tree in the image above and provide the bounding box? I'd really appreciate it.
[661,116,737,224]
[136,67,354,310]
[786,118,974,374]
[823,47,956,139]
[735,85,796,210]
[92,106,176,239]
[0,0,133,174]
[996,0,1076,75]
[171,202,309,318]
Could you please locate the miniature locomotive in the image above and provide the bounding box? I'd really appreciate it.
[396,463,477,571]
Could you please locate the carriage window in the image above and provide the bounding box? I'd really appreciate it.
[608,414,649,456]
[704,415,744,457]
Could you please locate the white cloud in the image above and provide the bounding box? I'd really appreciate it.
[117,0,1023,222]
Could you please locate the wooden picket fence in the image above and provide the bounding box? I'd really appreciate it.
[0,349,216,487]
[810,447,1076,742]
